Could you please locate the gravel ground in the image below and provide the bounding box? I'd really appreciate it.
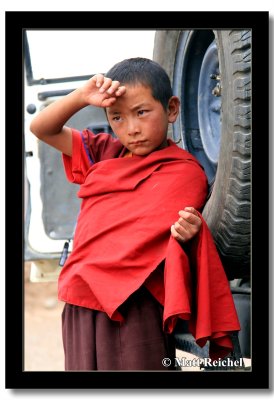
[24,262,64,371]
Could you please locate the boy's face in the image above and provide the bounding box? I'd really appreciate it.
[106,84,179,156]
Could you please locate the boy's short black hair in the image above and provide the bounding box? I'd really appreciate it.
[105,57,173,110]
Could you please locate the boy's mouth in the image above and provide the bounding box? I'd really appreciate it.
[129,140,147,146]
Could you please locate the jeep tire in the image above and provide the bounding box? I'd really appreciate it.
[153,30,251,279]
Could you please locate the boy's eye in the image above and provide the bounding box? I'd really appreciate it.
[113,116,121,121]
[138,109,147,116]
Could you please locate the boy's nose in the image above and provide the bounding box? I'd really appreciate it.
[127,118,141,136]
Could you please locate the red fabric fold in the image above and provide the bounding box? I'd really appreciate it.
[162,220,240,360]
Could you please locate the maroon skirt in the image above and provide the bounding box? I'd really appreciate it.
[62,286,176,371]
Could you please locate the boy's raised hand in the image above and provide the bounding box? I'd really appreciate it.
[80,74,126,108]
[171,207,202,243]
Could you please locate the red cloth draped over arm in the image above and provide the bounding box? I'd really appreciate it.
[162,217,240,360]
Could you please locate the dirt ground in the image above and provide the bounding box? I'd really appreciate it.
[24,262,64,371]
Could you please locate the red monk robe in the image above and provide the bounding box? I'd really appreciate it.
[58,129,240,361]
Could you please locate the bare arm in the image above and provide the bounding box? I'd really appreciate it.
[29,89,84,156]
[29,74,126,156]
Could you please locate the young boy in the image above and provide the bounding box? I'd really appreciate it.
[30,57,239,371]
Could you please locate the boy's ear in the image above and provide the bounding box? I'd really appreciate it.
[167,96,180,123]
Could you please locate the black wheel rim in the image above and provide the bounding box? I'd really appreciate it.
[173,30,221,186]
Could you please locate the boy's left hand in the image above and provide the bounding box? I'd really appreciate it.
[171,207,202,243]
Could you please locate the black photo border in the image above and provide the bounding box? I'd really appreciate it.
[5,10,269,390]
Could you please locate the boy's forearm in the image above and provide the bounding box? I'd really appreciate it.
[30,88,87,139]
[29,74,126,150]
